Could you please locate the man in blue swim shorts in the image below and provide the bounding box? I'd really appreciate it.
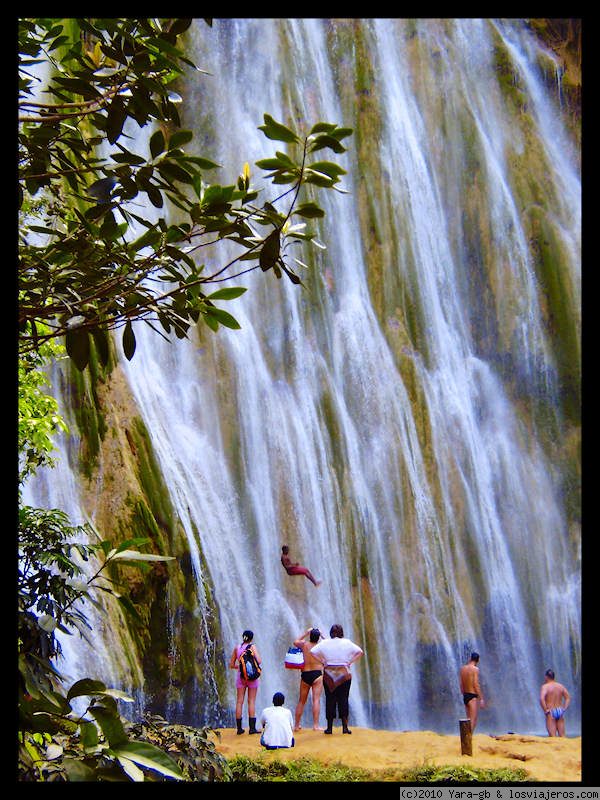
[540,669,571,736]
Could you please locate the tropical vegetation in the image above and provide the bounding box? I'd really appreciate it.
[225,755,531,782]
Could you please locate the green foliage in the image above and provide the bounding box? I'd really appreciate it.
[20,713,229,782]
[19,692,186,782]
[224,755,531,783]
[126,715,231,781]
[17,411,225,782]
[18,330,69,482]
[18,18,353,370]
[395,763,531,783]
[18,509,173,655]
[227,755,372,782]
[17,506,191,782]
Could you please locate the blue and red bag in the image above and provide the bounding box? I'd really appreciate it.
[284,646,305,669]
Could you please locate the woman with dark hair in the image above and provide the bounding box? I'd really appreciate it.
[309,624,363,734]
[229,629,262,735]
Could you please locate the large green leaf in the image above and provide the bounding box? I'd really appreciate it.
[110,741,184,780]
[307,160,347,178]
[255,157,292,171]
[106,97,127,145]
[204,307,241,330]
[330,126,353,140]
[168,129,193,150]
[258,113,299,144]
[157,160,193,184]
[206,287,247,301]
[293,202,325,219]
[67,678,106,702]
[146,185,163,208]
[117,755,145,781]
[65,329,90,371]
[309,121,337,134]
[89,702,128,748]
[108,549,176,562]
[149,130,165,159]
[308,133,346,154]
[122,321,136,361]
[168,19,193,36]
[258,228,281,271]
[184,155,221,170]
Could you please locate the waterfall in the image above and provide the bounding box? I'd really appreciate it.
[23,19,580,735]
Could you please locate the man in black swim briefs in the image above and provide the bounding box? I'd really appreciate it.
[292,627,324,730]
[459,652,485,732]
[301,670,323,687]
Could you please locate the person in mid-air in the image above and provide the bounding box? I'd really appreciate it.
[281,545,321,586]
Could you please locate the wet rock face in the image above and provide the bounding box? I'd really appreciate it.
[527,19,581,129]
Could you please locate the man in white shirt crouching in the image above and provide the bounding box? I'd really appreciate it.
[259,692,295,749]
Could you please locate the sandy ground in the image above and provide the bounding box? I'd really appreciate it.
[211,726,582,782]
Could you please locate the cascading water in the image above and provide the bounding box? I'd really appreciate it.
[23,19,580,735]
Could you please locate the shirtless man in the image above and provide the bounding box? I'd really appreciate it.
[540,669,570,737]
[459,652,485,732]
[292,627,324,730]
[281,545,321,587]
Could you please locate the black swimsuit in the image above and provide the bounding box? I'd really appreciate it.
[301,669,323,686]
[463,692,478,705]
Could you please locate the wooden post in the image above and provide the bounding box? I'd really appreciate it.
[459,718,472,756]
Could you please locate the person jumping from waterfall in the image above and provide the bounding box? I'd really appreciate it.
[459,652,485,732]
[281,545,321,586]
[540,669,570,737]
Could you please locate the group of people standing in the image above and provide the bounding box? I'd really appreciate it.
[231,546,572,746]
[229,623,364,748]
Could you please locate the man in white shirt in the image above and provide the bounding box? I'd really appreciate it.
[309,624,363,734]
[259,692,295,749]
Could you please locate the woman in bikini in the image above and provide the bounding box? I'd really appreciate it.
[292,627,324,730]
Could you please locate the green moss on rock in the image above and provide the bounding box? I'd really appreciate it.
[524,205,580,423]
